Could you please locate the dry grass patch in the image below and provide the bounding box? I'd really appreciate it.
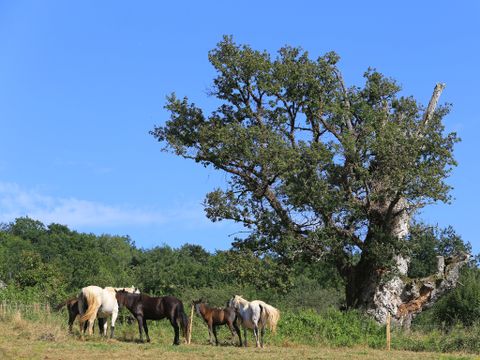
[2,310,68,344]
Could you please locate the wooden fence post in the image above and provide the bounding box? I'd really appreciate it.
[188,304,194,344]
[386,313,391,351]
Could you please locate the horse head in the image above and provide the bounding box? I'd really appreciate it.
[121,286,140,294]
[229,295,243,308]
[114,288,130,306]
[192,299,204,316]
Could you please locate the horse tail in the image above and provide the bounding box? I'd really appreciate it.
[79,289,100,323]
[55,300,68,311]
[176,302,189,341]
[261,303,280,334]
[56,297,77,312]
[259,303,264,325]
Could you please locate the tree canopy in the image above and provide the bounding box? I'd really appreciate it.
[152,36,462,321]
[153,36,457,270]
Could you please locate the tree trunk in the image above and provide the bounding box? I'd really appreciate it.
[346,199,469,326]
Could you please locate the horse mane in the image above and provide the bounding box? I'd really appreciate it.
[198,302,222,311]
[115,289,142,305]
[106,286,139,293]
[233,295,248,305]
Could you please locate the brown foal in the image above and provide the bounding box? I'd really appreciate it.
[193,299,242,346]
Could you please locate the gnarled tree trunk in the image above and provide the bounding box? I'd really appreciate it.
[346,198,469,326]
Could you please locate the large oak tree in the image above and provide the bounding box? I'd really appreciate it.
[152,37,467,324]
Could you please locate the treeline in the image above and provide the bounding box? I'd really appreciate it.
[0,217,342,310]
[0,217,478,329]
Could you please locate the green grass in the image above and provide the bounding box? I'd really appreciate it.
[1,305,480,358]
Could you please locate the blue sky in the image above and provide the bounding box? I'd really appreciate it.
[0,1,479,252]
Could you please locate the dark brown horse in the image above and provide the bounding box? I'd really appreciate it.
[115,290,189,345]
[193,299,242,346]
[55,297,104,334]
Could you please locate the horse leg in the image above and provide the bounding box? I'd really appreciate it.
[68,313,75,333]
[213,325,219,346]
[136,315,144,342]
[87,318,95,336]
[227,322,235,341]
[110,309,118,338]
[260,326,265,348]
[170,317,180,345]
[97,318,105,336]
[143,318,150,343]
[233,322,242,346]
[87,307,99,336]
[243,327,248,347]
[254,324,260,348]
[207,326,212,344]
[80,319,86,334]
[207,321,214,345]
[103,318,108,337]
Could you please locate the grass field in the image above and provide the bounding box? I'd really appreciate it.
[0,311,477,360]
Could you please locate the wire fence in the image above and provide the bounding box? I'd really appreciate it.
[0,301,138,324]
[0,301,51,316]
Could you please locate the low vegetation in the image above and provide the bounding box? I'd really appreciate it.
[0,307,478,359]
[0,217,479,356]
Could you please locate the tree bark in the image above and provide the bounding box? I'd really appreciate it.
[346,198,469,326]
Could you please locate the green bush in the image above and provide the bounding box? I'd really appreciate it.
[393,323,480,353]
[413,267,480,329]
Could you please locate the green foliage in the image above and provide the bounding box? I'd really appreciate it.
[392,323,480,354]
[0,217,343,308]
[0,218,137,302]
[272,308,384,347]
[413,267,480,328]
[408,223,471,278]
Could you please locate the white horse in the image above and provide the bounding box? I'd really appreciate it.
[78,285,139,337]
[228,295,280,348]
